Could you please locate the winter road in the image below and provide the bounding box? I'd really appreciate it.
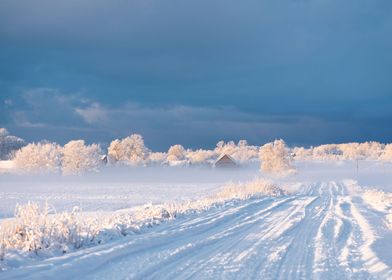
[3,181,392,280]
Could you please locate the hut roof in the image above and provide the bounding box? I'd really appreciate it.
[214,154,237,168]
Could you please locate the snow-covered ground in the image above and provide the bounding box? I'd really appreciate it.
[0,166,260,218]
[1,161,392,279]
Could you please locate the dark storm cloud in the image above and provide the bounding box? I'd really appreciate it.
[0,0,391,149]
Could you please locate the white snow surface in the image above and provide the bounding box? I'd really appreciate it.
[1,161,392,279]
[0,166,259,219]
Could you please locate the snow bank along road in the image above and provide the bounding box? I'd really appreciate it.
[3,181,392,280]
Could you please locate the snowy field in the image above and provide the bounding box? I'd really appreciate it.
[1,161,392,279]
[0,166,259,218]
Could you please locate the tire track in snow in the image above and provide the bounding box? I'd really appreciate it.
[92,183,321,280]
[313,182,361,279]
[106,196,299,280]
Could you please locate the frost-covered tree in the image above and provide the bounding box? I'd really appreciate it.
[214,140,258,164]
[0,128,25,160]
[108,134,150,166]
[292,146,312,160]
[348,142,381,160]
[107,139,122,164]
[355,142,384,160]
[186,149,216,165]
[167,144,186,162]
[259,139,295,175]
[231,140,259,164]
[13,142,63,173]
[215,140,237,156]
[291,142,386,161]
[62,140,102,175]
[312,144,342,160]
[380,144,392,161]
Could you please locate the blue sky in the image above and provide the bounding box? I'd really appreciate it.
[0,0,391,150]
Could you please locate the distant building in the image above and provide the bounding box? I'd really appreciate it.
[214,154,237,168]
[101,155,108,165]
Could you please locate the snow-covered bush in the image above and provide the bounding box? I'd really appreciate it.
[361,189,392,212]
[13,142,63,174]
[108,134,150,166]
[148,152,167,165]
[62,140,102,175]
[216,179,286,199]
[259,139,295,175]
[0,202,93,256]
[0,128,25,160]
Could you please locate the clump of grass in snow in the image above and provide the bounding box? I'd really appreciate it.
[215,179,286,200]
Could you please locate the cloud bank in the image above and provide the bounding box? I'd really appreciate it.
[0,0,391,147]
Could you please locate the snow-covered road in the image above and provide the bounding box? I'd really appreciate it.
[3,181,392,279]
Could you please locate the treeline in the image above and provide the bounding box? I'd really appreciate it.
[292,142,392,161]
[10,134,260,174]
[1,128,391,175]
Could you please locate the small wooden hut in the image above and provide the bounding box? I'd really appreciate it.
[214,154,237,168]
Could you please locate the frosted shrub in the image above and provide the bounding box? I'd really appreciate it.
[56,207,87,249]
[62,140,102,175]
[216,179,285,200]
[0,203,92,256]
[259,139,296,176]
[362,190,392,212]
[0,202,51,253]
[148,152,168,165]
[13,142,63,174]
[13,202,51,252]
